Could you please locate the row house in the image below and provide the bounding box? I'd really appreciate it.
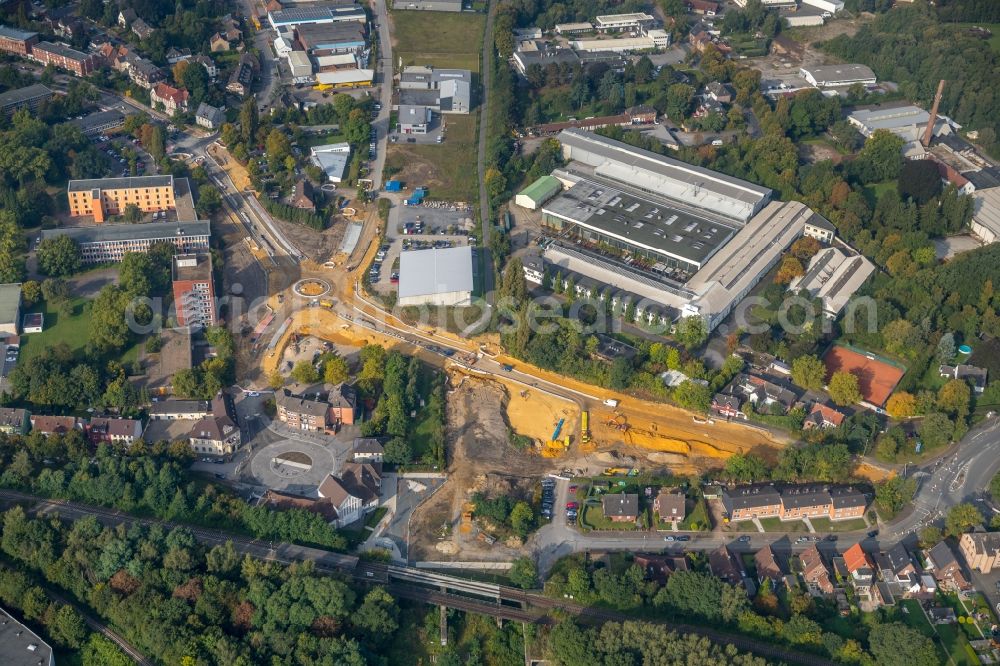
[721,483,867,522]
[733,374,800,415]
[30,42,96,77]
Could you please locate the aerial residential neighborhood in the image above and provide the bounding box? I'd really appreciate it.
[0,0,996,664]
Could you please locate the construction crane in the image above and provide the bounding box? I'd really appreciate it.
[922,79,946,147]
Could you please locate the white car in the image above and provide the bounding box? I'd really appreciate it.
[246,391,260,397]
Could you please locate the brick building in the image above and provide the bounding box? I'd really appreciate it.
[0,25,39,57]
[172,254,217,328]
[30,41,96,76]
[721,483,867,522]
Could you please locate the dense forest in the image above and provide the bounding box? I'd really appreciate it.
[821,4,1000,157]
[0,431,347,549]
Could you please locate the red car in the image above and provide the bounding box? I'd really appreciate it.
[565,502,578,510]
[568,485,578,493]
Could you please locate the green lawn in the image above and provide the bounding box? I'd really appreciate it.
[19,297,138,366]
[759,517,809,532]
[408,365,444,468]
[810,517,868,532]
[898,599,937,638]
[391,11,485,72]
[580,503,640,531]
[863,180,897,207]
[385,114,479,203]
[936,623,980,666]
[678,498,710,531]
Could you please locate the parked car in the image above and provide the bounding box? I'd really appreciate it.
[737,535,751,543]
[677,535,690,542]
[664,535,675,542]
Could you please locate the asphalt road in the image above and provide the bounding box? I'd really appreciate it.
[476,2,497,307]
[370,0,393,191]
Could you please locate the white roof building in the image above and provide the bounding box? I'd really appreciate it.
[787,246,876,317]
[972,188,1000,244]
[309,142,351,183]
[287,50,313,77]
[800,64,876,89]
[398,245,474,307]
[571,36,658,53]
[848,104,955,142]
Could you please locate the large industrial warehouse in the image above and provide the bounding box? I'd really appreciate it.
[535,130,840,332]
[398,245,474,307]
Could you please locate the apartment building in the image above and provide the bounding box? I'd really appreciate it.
[39,221,211,264]
[276,384,358,432]
[721,484,867,522]
[30,41,96,76]
[959,532,1000,574]
[0,25,39,57]
[67,175,176,222]
[172,254,217,327]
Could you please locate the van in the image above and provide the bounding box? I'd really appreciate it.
[603,399,619,408]
[711,139,724,146]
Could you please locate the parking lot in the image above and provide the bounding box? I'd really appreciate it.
[370,203,475,292]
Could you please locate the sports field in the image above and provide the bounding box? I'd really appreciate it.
[823,345,905,408]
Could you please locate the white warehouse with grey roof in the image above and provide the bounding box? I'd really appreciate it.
[398,245,474,307]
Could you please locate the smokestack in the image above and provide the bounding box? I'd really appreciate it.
[922,79,946,147]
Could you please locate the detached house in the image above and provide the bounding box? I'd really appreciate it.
[189,393,241,457]
[754,545,786,586]
[210,32,231,53]
[317,461,381,528]
[195,102,225,129]
[601,493,639,522]
[803,403,845,430]
[709,545,745,586]
[843,543,878,603]
[352,437,384,463]
[924,541,970,590]
[653,490,685,524]
[799,544,834,595]
[939,364,988,394]
[734,374,799,414]
[131,18,154,40]
[87,417,143,446]
[711,393,744,419]
[0,407,29,435]
[151,82,190,114]
[875,542,921,595]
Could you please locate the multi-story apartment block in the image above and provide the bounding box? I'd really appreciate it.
[721,484,867,522]
[67,175,176,222]
[275,385,357,432]
[172,254,216,327]
[958,532,1000,574]
[0,25,39,57]
[39,221,211,264]
[30,41,96,76]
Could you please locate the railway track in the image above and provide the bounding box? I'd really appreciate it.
[0,490,831,665]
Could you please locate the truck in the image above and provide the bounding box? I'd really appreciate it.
[581,411,591,443]
[385,180,403,192]
[603,399,619,408]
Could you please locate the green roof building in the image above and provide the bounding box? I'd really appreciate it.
[515,175,562,210]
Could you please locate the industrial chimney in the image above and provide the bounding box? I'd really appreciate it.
[922,79,946,147]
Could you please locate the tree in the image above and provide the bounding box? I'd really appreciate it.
[945,502,983,537]
[50,604,86,648]
[0,213,24,283]
[868,623,939,666]
[20,280,40,307]
[508,556,537,589]
[118,251,153,296]
[724,453,768,483]
[509,501,534,536]
[828,371,861,406]
[88,285,134,353]
[675,316,707,349]
[918,525,943,549]
[673,380,711,413]
[936,332,956,364]
[323,356,349,385]
[874,476,916,516]
[898,159,942,205]
[918,412,954,449]
[855,130,905,183]
[791,355,826,390]
[36,236,81,277]
[196,185,222,216]
[885,391,917,419]
[123,203,142,223]
[775,256,805,284]
[290,360,320,385]
[484,167,507,203]
[382,437,411,465]
[937,379,971,418]
[352,587,398,642]
[265,128,292,167]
